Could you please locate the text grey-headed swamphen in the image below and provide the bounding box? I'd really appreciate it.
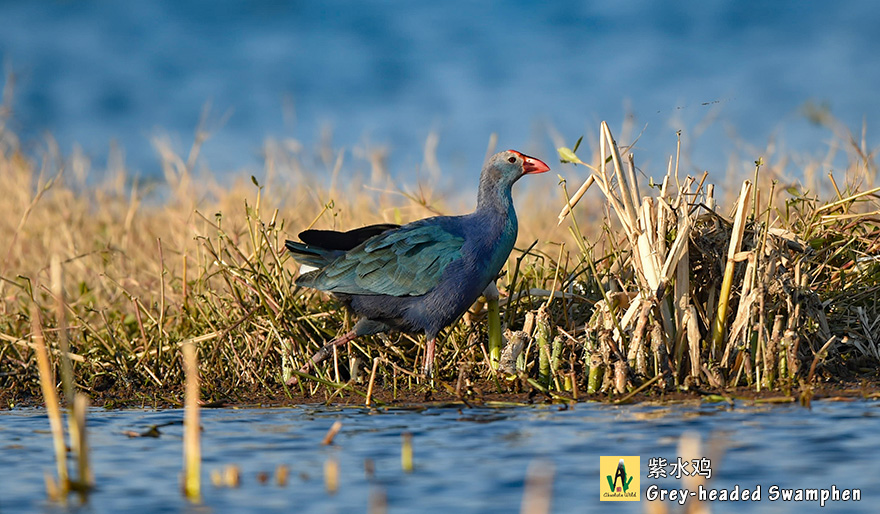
[285,150,549,380]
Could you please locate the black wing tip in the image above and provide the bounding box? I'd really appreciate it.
[285,239,319,256]
[298,223,401,251]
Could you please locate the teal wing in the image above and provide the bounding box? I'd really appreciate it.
[296,224,464,296]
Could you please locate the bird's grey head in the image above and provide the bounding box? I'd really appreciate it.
[484,150,550,186]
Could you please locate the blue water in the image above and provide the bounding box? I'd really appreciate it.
[1,400,878,513]
[1,1,878,190]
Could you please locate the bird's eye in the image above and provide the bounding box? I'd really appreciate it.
[508,156,517,163]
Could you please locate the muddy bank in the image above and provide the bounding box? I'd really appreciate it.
[4,378,879,411]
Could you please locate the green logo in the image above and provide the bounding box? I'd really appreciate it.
[607,459,633,493]
[600,456,640,501]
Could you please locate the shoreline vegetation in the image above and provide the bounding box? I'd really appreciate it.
[2,109,880,410]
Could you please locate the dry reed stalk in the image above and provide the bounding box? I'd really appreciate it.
[32,310,69,496]
[0,333,85,362]
[603,122,639,235]
[366,357,380,406]
[762,315,783,389]
[182,341,201,501]
[556,174,596,225]
[50,256,74,403]
[592,126,630,235]
[661,207,692,287]
[613,357,628,394]
[709,180,752,360]
[685,306,702,383]
[674,185,693,330]
[627,301,651,375]
[721,252,758,373]
[815,184,880,214]
[657,175,671,257]
[636,199,662,292]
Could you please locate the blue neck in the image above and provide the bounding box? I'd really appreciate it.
[475,176,519,278]
[477,172,516,216]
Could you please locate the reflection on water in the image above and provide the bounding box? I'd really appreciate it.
[1,400,877,513]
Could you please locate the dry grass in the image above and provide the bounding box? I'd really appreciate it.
[0,115,580,404]
[1,105,879,406]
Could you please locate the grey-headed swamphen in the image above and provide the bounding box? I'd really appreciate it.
[286,150,549,380]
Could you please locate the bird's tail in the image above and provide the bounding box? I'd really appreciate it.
[286,224,399,276]
[287,223,399,282]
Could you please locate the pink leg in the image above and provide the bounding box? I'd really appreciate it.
[423,337,436,377]
[287,330,358,385]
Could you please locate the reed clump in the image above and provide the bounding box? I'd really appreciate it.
[1,110,879,406]
[555,121,880,397]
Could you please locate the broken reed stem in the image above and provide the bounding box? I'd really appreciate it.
[807,336,838,383]
[322,420,343,445]
[33,311,69,496]
[556,174,596,225]
[366,357,380,406]
[710,180,752,360]
[182,342,201,501]
[602,121,638,234]
[72,393,93,493]
[401,432,413,473]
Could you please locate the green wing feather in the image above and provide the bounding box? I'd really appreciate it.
[297,224,464,296]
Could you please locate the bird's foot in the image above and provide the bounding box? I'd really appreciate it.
[422,337,436,381]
